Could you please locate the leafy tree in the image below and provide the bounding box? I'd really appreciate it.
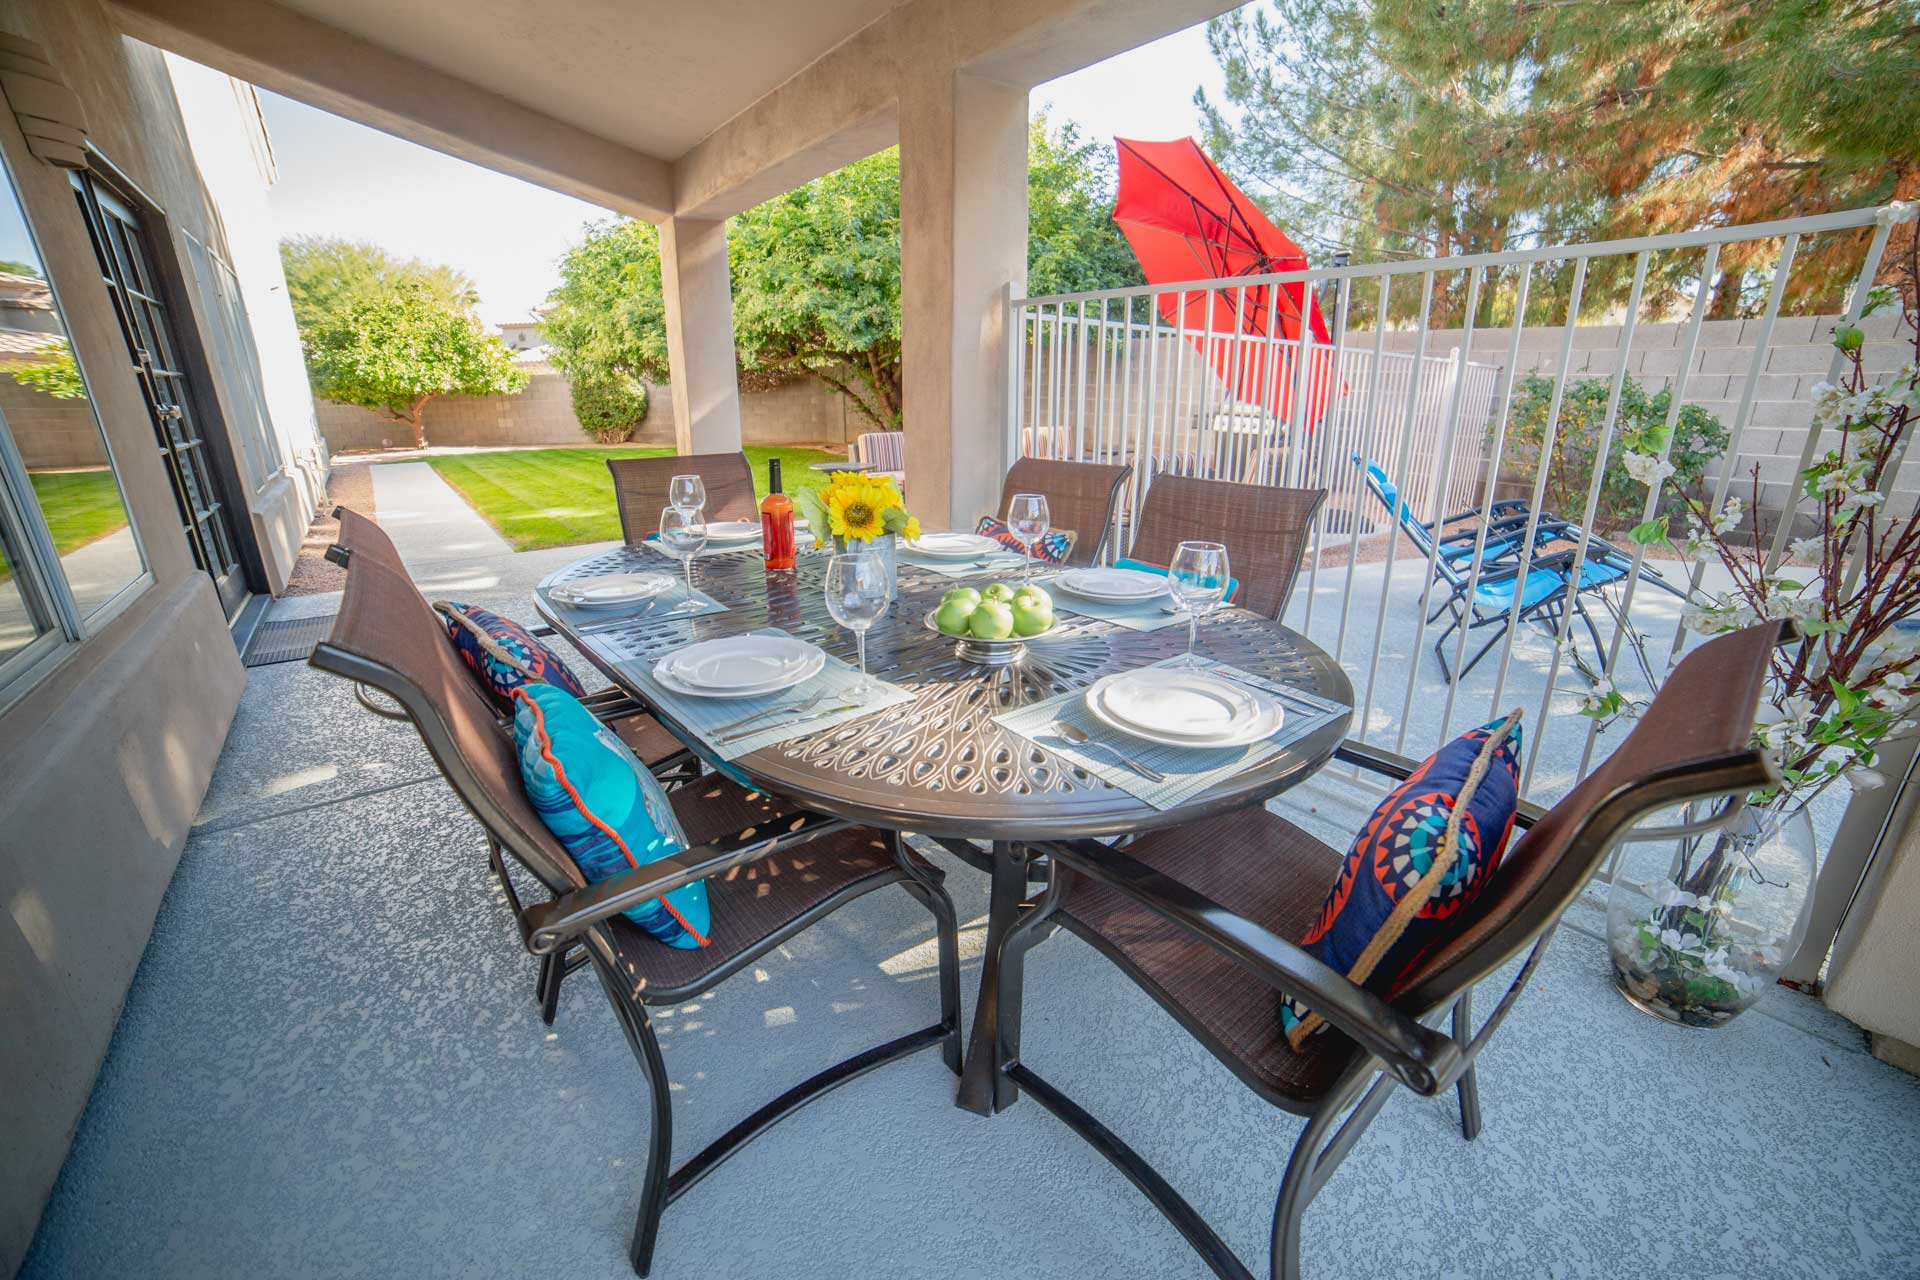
[542,114,1143,431]
[1502,371,1729,532]
[302,284,527,448]
[0,259,40,278]
[1200,1,1920,324]
[8,340,85,400]
[568,369,650,443]
[279,236,478,338]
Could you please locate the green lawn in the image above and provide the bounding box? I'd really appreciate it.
[417,446,842,551]
[1,468,131,580]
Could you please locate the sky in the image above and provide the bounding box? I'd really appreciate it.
[260,19,1228,325]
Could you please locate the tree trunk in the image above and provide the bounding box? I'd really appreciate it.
[1708,268,1744,320]
[408,396,430,449]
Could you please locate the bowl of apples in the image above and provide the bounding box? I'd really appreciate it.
[925,582,1056,666]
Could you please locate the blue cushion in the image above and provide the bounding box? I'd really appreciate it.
[976,515,1075,563]
[1113,557,1243,605]
[1280,711,1523,1047]
[437,601,588,713]
[511,684,711,950]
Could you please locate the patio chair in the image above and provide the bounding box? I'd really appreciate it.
[607,451,758,544]
[982,620,1788,1280]
[309,550,962,1277]
[1354,457,1658,683]
[851,430,906,488]
[995,456,1131,568]
[1126,474,1325,620]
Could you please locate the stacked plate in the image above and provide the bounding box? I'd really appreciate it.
[653,635,825,699]
[702,519,763,545]
[1054,566,1168,604]
[549,572,675,609]
[909,532,1002,560]
[1085,667,1283,747]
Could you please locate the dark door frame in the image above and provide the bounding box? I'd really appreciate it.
[69,146,267,617]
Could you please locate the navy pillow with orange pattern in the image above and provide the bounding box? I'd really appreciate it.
[975,516,1076,564]
[435,601,588,712]
[1280,709,1523,1048]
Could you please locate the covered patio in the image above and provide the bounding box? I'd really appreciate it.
[24,527,1920,1278]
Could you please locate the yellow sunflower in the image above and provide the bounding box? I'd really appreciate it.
[828,481,890,541]
[902,516,922,543]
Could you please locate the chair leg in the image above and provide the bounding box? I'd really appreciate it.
[1452,990,1482,1142]
[536,949,564,1026]
[590,956,674,1278]
[1270,1093,1346,1280]
[892,835,963,1076]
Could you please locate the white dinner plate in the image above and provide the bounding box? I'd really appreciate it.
[702,519,763,544]
[549,572,675,608]
[1085,669,1284,748]
[655,635,825,696]
[1054,566,1169,603]
[909,532,1002,560]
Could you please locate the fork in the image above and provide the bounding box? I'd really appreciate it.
[710,690,826,735]
[1049,720,1166,782]
[718,702,861,744]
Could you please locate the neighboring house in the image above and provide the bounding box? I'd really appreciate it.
[496,317,543,355]
[0,19,321,1265]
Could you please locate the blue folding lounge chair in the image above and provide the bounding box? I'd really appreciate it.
[1354,456,1645,682]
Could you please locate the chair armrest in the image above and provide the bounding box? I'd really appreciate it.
[1335,740,1547,830]
[1037,838,1463,1096]
[520,811,852,954]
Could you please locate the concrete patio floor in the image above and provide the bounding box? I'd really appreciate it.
[22,527,1920,1278]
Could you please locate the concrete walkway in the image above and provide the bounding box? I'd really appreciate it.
[369,461,513,564]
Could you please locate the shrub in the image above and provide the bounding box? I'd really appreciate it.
[569,371,650,444]
[1500,371,1728,531]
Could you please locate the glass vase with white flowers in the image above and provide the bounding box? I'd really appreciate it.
[1590,204,1920,1026]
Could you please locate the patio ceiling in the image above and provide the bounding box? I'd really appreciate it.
[272,0,903,160]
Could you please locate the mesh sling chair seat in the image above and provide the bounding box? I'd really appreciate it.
[327,505,686,768]
[1126,474,1327,622]
[607,451,758,545]
[973,621,1788,1280]
[309,550,962,1277]
[996,456,1132,567]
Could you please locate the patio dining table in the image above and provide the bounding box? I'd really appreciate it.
[534,542,1354,1115]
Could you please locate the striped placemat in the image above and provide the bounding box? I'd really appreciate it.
[535,579,728,634]
[898,549,1033,579]
[614,627,913,760]
[641,530,818,561]
[994,656,1350,810]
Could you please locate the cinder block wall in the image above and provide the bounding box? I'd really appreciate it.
[314,363,863,454]
[1362,309,1915,515]
[2,377,107,468]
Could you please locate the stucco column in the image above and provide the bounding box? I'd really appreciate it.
[658,215,743,453]
[899,70,1027,531]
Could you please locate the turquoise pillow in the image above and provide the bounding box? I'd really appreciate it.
[1114,556,1243,605]
[511,684,711,949]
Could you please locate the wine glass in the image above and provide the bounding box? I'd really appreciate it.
[1168,540,1230,666]
[1007,492,1050,585]
[658,505,708,596]
[668,474,706,517]
[824,552,890,695]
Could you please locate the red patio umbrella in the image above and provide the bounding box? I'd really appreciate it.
[1112,137,1333,423]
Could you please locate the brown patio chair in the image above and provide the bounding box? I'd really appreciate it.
[327,505,684,769]
[1126,475,1327,620]
[994,456,1130,567]
[976,621,1789,1280]
[607,451,758,544]
[309,551,961,1278]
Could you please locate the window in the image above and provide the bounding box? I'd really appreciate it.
[0,148,149,701]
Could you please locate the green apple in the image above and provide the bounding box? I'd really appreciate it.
[1012,584,1051,612]
[981,582,1015,604]
[934,598,977,636]
[968,599,1015,640]
[1010,597,1053,637]
[944,586,983,609]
